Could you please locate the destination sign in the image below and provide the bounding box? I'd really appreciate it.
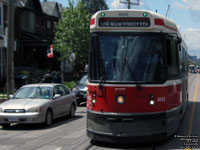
[99,18,150,27]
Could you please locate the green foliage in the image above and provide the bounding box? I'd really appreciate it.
[81,0,109,15]
[21,70,29,77]
[64,81,76,90]
[54,0,90,64]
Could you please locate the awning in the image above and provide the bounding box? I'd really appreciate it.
[19,31,52,46]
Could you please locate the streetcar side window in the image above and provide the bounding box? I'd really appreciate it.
[89,35,99,80]
[178,46,183,74]
[180,46,187,73]
[183,48,188,73]
[166,39,179,78]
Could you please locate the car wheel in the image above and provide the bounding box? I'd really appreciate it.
[45,110,53,126]
[69,104,75,118]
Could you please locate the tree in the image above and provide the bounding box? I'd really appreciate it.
[53,0,90,69]
[81,0,109,15]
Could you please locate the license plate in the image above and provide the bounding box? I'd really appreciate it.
[8,117,18,122]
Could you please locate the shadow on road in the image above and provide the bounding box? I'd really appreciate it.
[90,139,162,149]
[0,115,84,131]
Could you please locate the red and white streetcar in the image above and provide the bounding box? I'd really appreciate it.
[87,9,188,143]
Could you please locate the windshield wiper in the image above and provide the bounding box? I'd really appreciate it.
[28,96,34,99]
[123,57,135,81]
[13,97,20,99]
[123,57,144,90]
[99,76,105,89]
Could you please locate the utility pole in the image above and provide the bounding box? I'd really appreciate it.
[6,0,15,95]
[120,0,139,9]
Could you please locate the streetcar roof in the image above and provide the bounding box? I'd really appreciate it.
[90,9,178,33]
[90,9,187,49]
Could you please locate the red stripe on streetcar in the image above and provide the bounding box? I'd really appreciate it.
[154,18,177,32]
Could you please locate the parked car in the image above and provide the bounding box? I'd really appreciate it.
[0,83,77,128]
[72,75,87,106]
[196,67,200,74]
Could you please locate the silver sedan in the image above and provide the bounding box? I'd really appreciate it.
[0,83,77,128]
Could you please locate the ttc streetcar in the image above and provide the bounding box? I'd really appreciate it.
[87,9,188,143]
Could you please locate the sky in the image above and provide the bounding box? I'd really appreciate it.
[44,0,200,57]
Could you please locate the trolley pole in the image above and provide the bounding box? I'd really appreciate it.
[120,0,139,9]
[6,0,15,95]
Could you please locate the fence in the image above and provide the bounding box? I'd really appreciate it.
[0,87,7,103]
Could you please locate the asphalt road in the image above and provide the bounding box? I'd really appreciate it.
[0,73,200,150]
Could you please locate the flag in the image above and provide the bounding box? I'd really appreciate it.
[47,44,54,58]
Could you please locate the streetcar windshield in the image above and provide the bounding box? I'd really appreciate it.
[89,33,166,83]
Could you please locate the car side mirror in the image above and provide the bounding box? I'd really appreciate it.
[176,37,182,44]
[9,95,13,99]
[53,94,61,99]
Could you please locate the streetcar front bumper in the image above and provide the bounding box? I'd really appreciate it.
[87,107,180,144]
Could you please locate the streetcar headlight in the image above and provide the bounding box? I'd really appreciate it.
[92,99,96,104]
[92,93,96,104]
[149,94,155,105]
[116,96,125,104]
[149,100,155,105]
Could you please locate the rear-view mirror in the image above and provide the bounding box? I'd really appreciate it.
[53,94,61,99]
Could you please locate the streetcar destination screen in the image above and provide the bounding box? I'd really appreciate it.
[99,18,150,27]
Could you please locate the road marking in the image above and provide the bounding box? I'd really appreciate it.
[55,147,62,150]
[188,79,198,135]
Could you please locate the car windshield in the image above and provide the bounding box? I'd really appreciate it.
[79,75,87,85]
[13,86,52,99]
[89,33,166,83]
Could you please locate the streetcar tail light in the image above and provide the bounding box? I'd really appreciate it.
[154,18,164,26]
[90,18,95,25]
[116,96,125,104]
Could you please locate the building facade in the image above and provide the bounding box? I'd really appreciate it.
[0,0,62,87]
[0,0,8,88]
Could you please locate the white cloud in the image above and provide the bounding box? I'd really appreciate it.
[173,1,189,9]
[172,0,200,23]
[181,28,200,52]
[173,0,200,14]
[111,0,128,9]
